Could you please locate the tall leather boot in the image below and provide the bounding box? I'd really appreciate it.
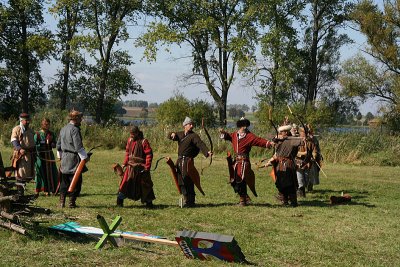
[276,193,289,206]
[184,194,195,208]
[116,197,124,207]
[245,195,252,205]
[238,196,246,206]
[59,193,66,208]
[69,196,77,208]
[289,194,298,207]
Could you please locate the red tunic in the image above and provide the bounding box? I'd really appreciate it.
[122,138,152,170]
[223,131,272,155]
[119,138,154,201]
[222,131,272,196]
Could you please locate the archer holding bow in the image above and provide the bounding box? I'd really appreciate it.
[168,117,212,208]
[220,117,274,206]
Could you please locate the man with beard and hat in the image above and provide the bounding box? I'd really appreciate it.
[56,110,89,208]
[11,113,36,193]
[219,117,274,206]
[265,124,305,207]
[117,126,155,208]
[168,117,212,208]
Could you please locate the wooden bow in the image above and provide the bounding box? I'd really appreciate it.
[200,117,213,175]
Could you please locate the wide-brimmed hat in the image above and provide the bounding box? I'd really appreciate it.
[19,113,30,120]
[68,110,83,120]
[236,117,250,128]
[182,116,193,126]
[278,124,292,132]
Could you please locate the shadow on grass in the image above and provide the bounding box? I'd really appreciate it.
[298,199,375,208]
[79,193,117,197]
[309,189,370,196]
[27,224,96,244]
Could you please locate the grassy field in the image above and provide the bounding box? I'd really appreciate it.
[0,149,399,266]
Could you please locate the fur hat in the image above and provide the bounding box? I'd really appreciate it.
[68,110,83,120]
[278,124,292,132]
[182,117,193,126]
[19,113,30,120]
[236,117,250,128]
[130,125,140,134]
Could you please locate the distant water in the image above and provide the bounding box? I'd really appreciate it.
[325,127,370,133]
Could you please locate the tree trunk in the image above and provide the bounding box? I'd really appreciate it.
[218,100,227,126]
[61,44,71,110]
[306,1,319,107]
[21,14,30,113]
[95,64,108,123]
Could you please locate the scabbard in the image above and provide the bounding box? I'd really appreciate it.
[186,158,205,196]
[165,157,182,194]
[226,151,234,183]
[68,159,86,193]
[244,167,258,197]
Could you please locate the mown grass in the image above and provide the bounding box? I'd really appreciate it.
[0,148,399,266]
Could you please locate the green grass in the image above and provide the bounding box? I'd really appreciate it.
[0,149,399,266]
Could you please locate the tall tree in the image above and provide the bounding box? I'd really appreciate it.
[80,0,143,123]
[48,0,84,110]
[298,0,351,107]
[341,0,400,130]
[0,0,53,115]
[341,0,400,106]
[138,0,258,125]
[252,0,304,108]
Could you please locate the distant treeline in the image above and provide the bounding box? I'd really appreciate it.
[1,110,399,167]
[123,100,159,108]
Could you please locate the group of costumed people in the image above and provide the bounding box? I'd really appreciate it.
[116,116,321,208]
[3,110,322,209]
[10,113,58,196]
[7,111,89,208]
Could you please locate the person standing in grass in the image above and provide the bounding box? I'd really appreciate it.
[295,127,310,198]
[34,118,59,197]
[266,124,305,207]
[117,126,155,208]
[220,117,274,206]
[11,113,35,194]
[168,117,212,208]
[306,125,322,192]
[56,110,89,208]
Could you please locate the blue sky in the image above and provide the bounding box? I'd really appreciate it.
[41,5,378,114]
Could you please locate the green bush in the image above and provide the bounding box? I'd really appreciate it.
[2,110,399,167]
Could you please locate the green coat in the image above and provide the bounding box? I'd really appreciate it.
[34,130,59,194]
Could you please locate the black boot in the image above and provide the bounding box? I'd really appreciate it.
[69,196,77,208]
[307,184,314,192]
[145,201,154,208]
[297,187,306,198]
[59,194,66,208]
[183,195,195,208]
[117,197,124,207]
[289,194,298,207]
